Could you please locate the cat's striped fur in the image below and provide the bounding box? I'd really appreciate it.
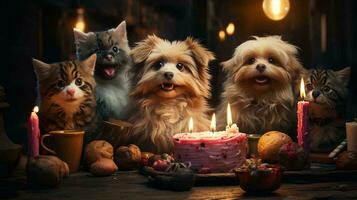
[33,54,97,135]
[304,67,350,152]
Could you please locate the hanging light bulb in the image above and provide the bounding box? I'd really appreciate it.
[75,8,86,31]
[218,30,226,41]
[226,23,235,35]
[262,0,290,21]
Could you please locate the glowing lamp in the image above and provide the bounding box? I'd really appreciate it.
[262,0,290,21]
[226,23,235,35]
[218,30,226,41]
[75,8,86,31]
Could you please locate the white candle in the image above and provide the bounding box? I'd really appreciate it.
[189,117,193,133]
[210,113,216,133]
[227,103,232,128]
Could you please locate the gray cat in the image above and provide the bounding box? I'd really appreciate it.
[73,21,131,120]
[304,67,350,152]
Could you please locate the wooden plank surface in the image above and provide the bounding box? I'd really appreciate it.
[1,171,357,200]
[140,166,357,185]
[310,152,335,164]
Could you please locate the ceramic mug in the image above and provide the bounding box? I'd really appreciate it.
[41,130,84,172]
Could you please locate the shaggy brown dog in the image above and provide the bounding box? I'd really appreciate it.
[217,36,303,135]
[126,35,214,153]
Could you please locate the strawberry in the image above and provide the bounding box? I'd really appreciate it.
[153,159,169,171]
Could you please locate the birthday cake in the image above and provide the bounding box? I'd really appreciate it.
[173,125,247,173]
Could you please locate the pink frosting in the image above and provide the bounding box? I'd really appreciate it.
[173,130,247,173]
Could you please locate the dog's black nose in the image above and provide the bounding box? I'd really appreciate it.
[256,64,266,73]
[164,72,174,80]
[312,90,321,99]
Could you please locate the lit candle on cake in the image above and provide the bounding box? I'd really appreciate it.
[27,106,40,157]
[297,78,310,151]
[227,103,233,128]
[173,105,247,173]
[189,117,193,133]
[210,113,216,133]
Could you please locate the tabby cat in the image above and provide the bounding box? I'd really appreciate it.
[73,21,131,120]
[304,67,350,152]
[33,54,97,134]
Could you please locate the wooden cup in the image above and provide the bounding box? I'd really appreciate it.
[41,130,84,173]
[346,121,357,152]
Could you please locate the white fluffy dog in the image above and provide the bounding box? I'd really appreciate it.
[217,36,304,135]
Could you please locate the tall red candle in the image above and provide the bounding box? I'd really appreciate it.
[297,78,310,150]
[27,106,40,157]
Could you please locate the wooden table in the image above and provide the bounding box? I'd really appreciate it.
[1,171,357,200]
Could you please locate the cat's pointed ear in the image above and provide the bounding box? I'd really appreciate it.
[337,67,351,86]
[130,34,160,64]
[73,28,91,43]
[113,21,127,42]
[82,54,97,75]
[32,59,51,80]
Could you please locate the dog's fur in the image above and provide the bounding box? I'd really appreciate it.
[126,35,214,153]
[217,36,303,135]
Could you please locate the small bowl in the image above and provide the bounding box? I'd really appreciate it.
[235,165,283,193]
[101,119,133,148]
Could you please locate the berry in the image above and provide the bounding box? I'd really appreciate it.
[153,159,169,171]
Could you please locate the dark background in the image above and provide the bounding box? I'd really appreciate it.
[0,0,356,146]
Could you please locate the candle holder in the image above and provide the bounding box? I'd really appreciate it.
[247,134,261,157]
[0,85,22,177]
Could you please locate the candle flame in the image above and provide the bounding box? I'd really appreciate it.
[210,113,216,132]
[300,77,306,99]
[33,106,39,113]
[188,117,193,133]
[227,103,232,127]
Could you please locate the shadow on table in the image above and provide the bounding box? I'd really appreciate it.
[241,192,283,197]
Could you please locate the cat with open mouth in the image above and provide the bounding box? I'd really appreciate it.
[74,21,132,120]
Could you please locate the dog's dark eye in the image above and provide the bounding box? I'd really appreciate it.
[306,83,313,91]
[247,57,255,65]
[322,85,331,93]
[56,80,66,89]
[268,57,275,64]
[75,78,84,87]
[112,46,119,53]
[154,61,165,70]
[176,63,185,71]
